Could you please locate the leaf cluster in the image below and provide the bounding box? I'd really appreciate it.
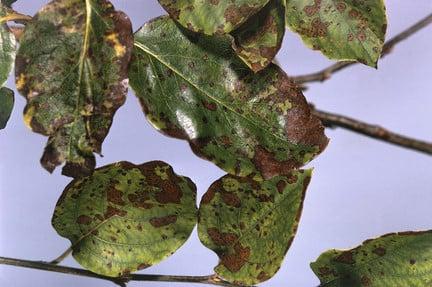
[0,1,429,287]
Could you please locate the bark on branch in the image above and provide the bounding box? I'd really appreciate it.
[0,256,243,287]
[313,108,432,155]
[292,12,432,84]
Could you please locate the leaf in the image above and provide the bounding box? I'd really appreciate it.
[198,170,311,285]
[129,16,328,180]
[15,0,133,177]
[52,161,197,277]
[0,4,16,85]
[158,0,270,35]
[0,87,13,129]
[1,0,16,8]
[285,0,387,67]
[231,0,286,72]
[311,230,432,287]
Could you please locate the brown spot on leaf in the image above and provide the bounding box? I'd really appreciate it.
[221,192,241,207]
[334,251,355,264]
[107,186,125,205]
[361,275,371,286]
[372,247,386,257]
[149,215,178,228]
[220,243,250,272]
[104,206,127,219]
[76,215,92,225]
[257,271,271,282]
[208,228,238,246]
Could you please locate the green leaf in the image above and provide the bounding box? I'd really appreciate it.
[1,0,17,7]
[52,161,197,277]
[311,230,432,287]
[0,4,16,85]
[129,16,328,180]
[158,0,270,35]
[231,0,286,72]
[198,170,311,285]
[0,87,13,129]
[285,0,387,67]
[15,0,133,177]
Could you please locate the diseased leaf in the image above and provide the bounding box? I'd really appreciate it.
[198,170,311,285]
[0,4,16,85]
[158,0,270,35]
[285,0,387,67]
[312,231,432,287]
[129,16,328,180]
[0,87,13,129]
[52,161,197,277]
[231,0,285,72]
[15,0,133,177]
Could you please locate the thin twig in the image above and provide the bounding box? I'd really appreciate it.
[292,12,432,84]
[50,247,73,265]
[313,108,432,155]
[0,256,242,287]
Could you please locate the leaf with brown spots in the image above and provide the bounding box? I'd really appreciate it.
[15,0,133,177]
[198,170,312,285]
[231,0,286,72]
[52,161,197,277]
[312,230,432,286]
[158,0,270,35]
[285,0,387,67]
[129,16,328,180]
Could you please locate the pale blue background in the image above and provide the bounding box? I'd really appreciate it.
[1,1,431,286]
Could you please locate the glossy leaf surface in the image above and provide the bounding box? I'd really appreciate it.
[198,170,311,285]
[231,0,285,72]
[0,87,13,129]
[312,231,432,286]
[16,0,133,177]
[52,161,197,277]
[285,0,387,67]
[129,16,328,179]
[158,0,269,35]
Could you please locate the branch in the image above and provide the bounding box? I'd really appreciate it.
[313,108,432,155]
[292,12,432,84]
[0,256,243,287]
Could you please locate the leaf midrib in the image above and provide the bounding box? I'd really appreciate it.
[133,41,295,147]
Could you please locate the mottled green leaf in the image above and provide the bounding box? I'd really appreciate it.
[231,0,285,72]
[15,0,133,177]
[312,230,432,287]
[0,4,16,85]
[129,16,328,180]
[158,0,269,35]
[0,87,13,129]
[285,0,387,67]
[198,170,311,285]
[52,161,197,277]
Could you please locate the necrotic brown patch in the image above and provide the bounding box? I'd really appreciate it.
[149,215,177,228]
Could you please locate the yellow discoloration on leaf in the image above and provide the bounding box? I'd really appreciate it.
[23,105,35,129]
[105,32,126,57]
[16,73,26,90]
[155,165,169,180]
